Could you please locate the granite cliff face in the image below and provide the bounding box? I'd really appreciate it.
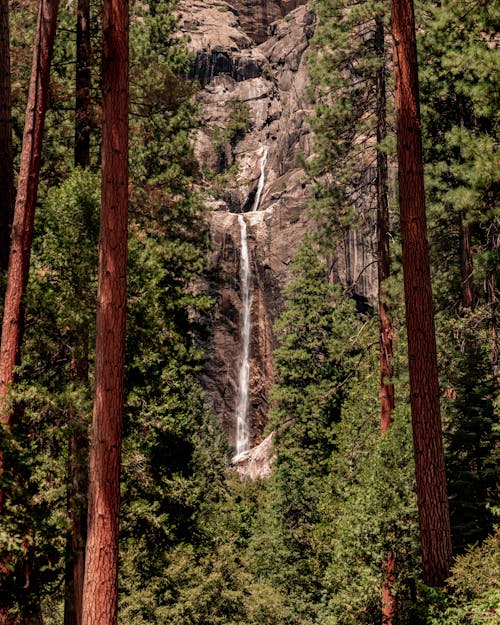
[179,1,377,453]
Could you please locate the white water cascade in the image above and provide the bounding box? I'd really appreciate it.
[235,213,252,455]
[234,146,270,457]
[252,146,270,212]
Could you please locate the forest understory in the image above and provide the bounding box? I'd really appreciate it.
[0,0,498,624]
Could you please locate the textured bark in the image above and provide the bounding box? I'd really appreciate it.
[391,0,452,587]
[375,14,396,625]
[81,0,128,623]
[0,0,14,276]
[75,0,91,168]
[0,0,60,423]
[375,14,394,437]
[0,2,59,620]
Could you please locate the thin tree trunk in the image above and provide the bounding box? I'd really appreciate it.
[64,424,88,625]
[0,0,60,422]
[81,0,128,622]
[390,0,452,587]
[0,2,59,621]
[64,0,92,620]
[375,13,396,624]
[376,14,394,437]
[0,0,14,278]
[75,0,91,168]
[64,343,89,625]
[459,211,475,310]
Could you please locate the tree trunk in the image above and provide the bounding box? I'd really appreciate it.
[0,0,14,279]
[0,1,59,620]
[81,0,128,622]
[459,211,475,309]
[64,426,88,625]
[390,0,452,587]
[0,0,60,423]
[75,0,91,168]
[375,14,396,625]
[375,14,394,437]
[64,0,92,619]
[64,343,89,625]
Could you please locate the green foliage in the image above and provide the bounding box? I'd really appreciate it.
[0,169,100,617]
[418,0,500,552]
[416,528,500,625]
[211,99,252,172]
[419,0,499,311]
[318,404,419,625]
[308,0,392,246]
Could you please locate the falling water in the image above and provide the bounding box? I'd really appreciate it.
[235,213,252,455]
[234,147,270,456]
[252,146,270,212]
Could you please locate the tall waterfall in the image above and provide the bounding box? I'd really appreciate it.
[235,213,252,455]
[234,147,270,456]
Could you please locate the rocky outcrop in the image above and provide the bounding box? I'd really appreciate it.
[228,0,307,44]
[180,1,378,457]
[232,432,276,479]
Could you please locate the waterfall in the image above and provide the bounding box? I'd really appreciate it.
[252,146,269,212]
[235,213,252,455]
[234,146,270,457]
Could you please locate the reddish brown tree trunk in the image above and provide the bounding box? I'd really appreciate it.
[375,14,396,625]
[0,0,60,422]
[0,0,14,277]
[81,0,128,622]
[391,0,452,587]
[75,0,91,168]
[0,2,59,621]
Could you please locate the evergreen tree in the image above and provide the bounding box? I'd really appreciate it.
[418,0,499,553]
[262,242,365,623]
[391,0,452,587]
[81,0,129,621]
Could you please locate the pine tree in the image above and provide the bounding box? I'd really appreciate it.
[0,1,60,619]
[418,0,499,552]
[81,0,128,622]
[263,242,364,623]
[390,0,452,587]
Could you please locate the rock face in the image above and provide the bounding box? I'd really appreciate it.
[228,0,307,44]
[232,432,277,480]
[179,1,377,455]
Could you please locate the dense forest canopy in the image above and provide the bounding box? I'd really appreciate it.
[0,0,498,624]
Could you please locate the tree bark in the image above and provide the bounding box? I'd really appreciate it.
[390,0,452,587]
[75,0,91,168]
[0,0,14,278]
[81,0,128,623]
[0,0,60,423]
[64,0,92,619]
[375,14,394,438]
[375,14,396,625]
[0,1,59,620]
